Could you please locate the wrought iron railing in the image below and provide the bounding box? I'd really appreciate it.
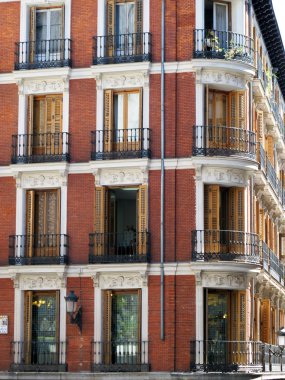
[264,343,285,372]
[93,33,152,64]
[91,340,149,372]
[10,341,67,372]
[91,128,150,160]
[192,125,256,157]
[9,234,69,265]
[11,133,70,164]
[261,241,285,285]
[89,231,150,264]
[193,29,254,63]
[191,230,260,263]
[190,340,263,372]
[15,39,72,70]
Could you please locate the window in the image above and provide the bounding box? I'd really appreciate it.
[27,95,63,157]
[104,89,142,153]
[103,289,141,364]
[26,189,61,258]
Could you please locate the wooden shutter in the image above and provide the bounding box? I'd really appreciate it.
[27,95,34,156]
[103,290,112,364]
[94,187,107,255]
[135,0,143,53]
[24,290,33,364]
[29,7,36,62]
[261,299,271,343]
[53,96,63,154]
[257,110,264,141]
[254,297,261,341]
[259,209,265,242]
[26,190,35,258]
[231,291,246,341]
[228,187,244,253]
[137,185,148,255]
[271,307,277,344]
[104,90,113,153]
[229,91,246,129]
[204,185,220,253]
[106,0,115,56]
[266,135,274,166]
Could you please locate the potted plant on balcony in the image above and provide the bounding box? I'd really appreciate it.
[224,41,245,60]
[205,30,222,53]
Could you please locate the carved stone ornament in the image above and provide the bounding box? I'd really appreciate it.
[202,272,246,289]
[102,74,147,89]
[21,173,67,189]
[95,273,147,289]
[99,169,147,186]
[201,71,246,89]
[202,167,247,186]
[24,79,67,95]
[19,274,66,290]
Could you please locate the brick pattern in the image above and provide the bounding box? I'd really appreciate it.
[0,279,14,371]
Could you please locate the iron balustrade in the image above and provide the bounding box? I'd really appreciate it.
[93,33,152,64]
[89,231,150,264]
[192,125,256,157]
[261,241,285,285]
[10,341,67,372]
[15,39,72,70]
[190,340,263,373]
[9,234,69,265]
[191,230,260,263]
[91,128,151,160]
[193,29,254,64]
[264,343,285,372]
[91,340,149,372]
[11,133,70,164]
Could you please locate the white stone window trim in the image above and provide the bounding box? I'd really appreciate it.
[93,271,148,365]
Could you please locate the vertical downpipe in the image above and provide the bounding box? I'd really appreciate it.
[160,0,165,341]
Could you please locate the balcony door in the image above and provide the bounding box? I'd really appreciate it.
[30,7,64,62]
[24,291,59,366]
[106,0,143,56]
[27,95,63,157]
[213,3,228,32]
[26,189,61,259]
[103,289,141,365]
[104,89,142,154]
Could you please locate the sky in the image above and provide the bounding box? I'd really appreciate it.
[272,0,285,46]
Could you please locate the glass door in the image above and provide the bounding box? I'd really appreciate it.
[115,1,135,55]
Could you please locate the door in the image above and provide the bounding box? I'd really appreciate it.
[207,91,228,150]
[30,7,64,62]
[26,189,61,258]
[103,289,141,365]
[27,95,63,157]
[24,291,59,365]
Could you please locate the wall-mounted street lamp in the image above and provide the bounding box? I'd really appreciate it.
[269,328,285,371]
[65,290,82,333]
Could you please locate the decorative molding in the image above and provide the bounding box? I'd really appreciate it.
[23,79,67,95]
[201,70,246,89]
[24,0,65,4]
[98,168,148,186]
[19,274,66,290]
[21,172,67,189]
[202,167,247,186]
[102,73,148,89]
[94,273,147,289]
[202,272,247,289]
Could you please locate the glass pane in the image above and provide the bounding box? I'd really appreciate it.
[50,10,62,40]
[114,94,124,142]
[127,3,135,34]
[207,291,228,341]
[112,292,138,341]
[116,4,126,35]
[215,4,227,31]
[215,94,227,126]
[128,93,139,140]
[36,11,47,41]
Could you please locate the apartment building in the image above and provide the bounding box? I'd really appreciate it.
[0,0,285,378]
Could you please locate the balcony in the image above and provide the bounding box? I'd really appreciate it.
[193,29,254,64]
[11,133,70,164]
[89,231,150,264]
[91,340,149,372]
[10,341,67,372]
[191,230,260,264]
[91,129,150,160]
[93,33,151,65]
[15,39,72,70]
[192,125,256,158]
[190,340,263,373]
[261,241,285,285]
[9,234,69,265]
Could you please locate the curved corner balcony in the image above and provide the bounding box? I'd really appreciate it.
[192,125,256,158]
[191,230,260,264]
[193,29,254,64]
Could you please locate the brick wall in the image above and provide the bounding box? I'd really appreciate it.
[0,279,14,371]
[67,174,94,264]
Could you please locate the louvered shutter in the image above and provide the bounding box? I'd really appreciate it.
[137,185,148,255]
[106,0,115,56]
[257,111,264,141]
[231,291,247,364]
[254,297,261,341]
[261,299,271,343]
[204,185,220,253]
[228,187,244,253]
[94,187,107,255]
[266,135,274,166]
[24,290,33,364]
[27,96,34,156]
[46,190,60,256]
[103,290,112,364]
[60,5,65,59]
[54,96,63,154]
[29,7,36,63]
[135,0,143,54]
[229,91,246,128]
[271,307,276,344]
[26,190,35,258]
[104,90,113,153]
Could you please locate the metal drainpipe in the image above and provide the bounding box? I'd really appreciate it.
[160,0,165,341]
